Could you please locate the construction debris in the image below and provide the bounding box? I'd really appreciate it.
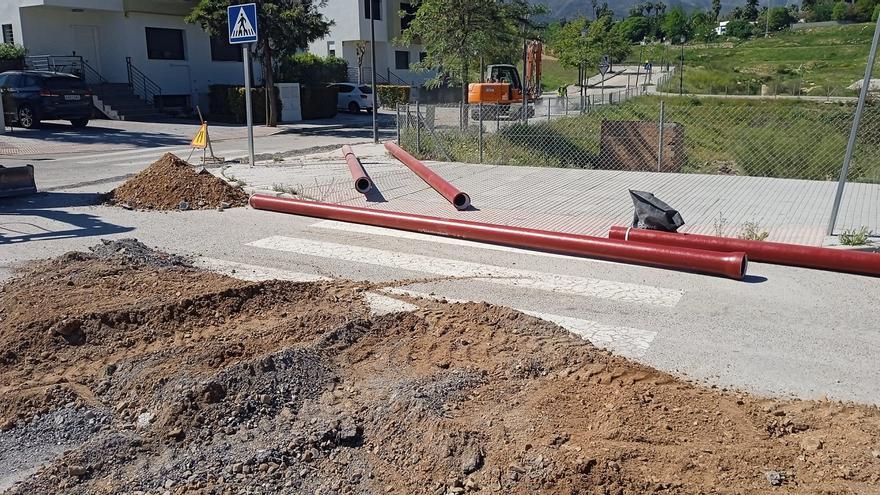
[1,244,879,493]
[106,153,247,210]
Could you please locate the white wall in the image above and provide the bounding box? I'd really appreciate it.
[16,4,260,110]
[0,2,24,47]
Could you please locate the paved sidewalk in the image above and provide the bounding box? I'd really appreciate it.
[226,143,880,246]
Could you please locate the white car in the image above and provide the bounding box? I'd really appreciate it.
[331,83,374,114]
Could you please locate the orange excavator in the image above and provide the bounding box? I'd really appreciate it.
[467,40,542,120]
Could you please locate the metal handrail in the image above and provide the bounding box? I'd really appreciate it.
[24,55,109,107]
[125,57,162,109]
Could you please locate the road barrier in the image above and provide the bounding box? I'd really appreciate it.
[249,195,748,279]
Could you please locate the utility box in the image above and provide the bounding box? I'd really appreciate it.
[276,83,302,122]
[599,120,685,172]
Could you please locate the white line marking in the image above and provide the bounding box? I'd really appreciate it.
[310,219,614,264]
[363,292,419,315]
[75,146,190,163]
[194,257,330,282]
[248,236,683,307]
[381,288,656,358]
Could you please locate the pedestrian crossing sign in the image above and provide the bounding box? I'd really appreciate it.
[228,3,258,44]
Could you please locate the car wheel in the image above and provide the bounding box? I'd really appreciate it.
[70,118,89,128]
[347,101,361,114]
[17,105,39,129]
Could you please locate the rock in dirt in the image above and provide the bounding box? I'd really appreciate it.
[107,153,247,210]
[88,239,190,268]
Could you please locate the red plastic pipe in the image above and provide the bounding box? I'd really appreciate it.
[341,145,372,194]
[609,226,880,277]
[384,141,471,210]
[249,194,748,279]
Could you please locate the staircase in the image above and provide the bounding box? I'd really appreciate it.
[91,83,165,121]
[25,55,166,122]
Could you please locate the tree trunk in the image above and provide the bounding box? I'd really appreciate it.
[460,60,469,129]
[261,38,278,127]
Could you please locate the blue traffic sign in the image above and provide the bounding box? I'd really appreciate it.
[228,3,258,44]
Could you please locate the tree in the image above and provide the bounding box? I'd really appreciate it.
[874,3,880,21]
[662,6,690,41]
[399,0,537,105]
[690,11,717,42]
[745,0,760,20]
[831,1,848,20]
[614,15,652,43]
[765,7,795,31]
[548,16,630,69]
[712,0,722,21]
[186,0,331,127]
[726,19,753,38]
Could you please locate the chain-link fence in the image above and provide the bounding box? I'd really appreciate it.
[396,95,880,184]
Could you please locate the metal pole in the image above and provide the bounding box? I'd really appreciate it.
[679,43,684,96]
[478,102,484,163]
[243,44,255,167]
[522,34,528,125]
[827,13,880,236]
[370,0,378,144]
[657,100,665,172]
[416,100,421,154]
[396,103,400,143]
[547,97,552,122]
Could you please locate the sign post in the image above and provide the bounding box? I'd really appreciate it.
[228,3,258,166]
[598,54,611,104]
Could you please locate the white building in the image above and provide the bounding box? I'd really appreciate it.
[0,0,261,118]
[715,21,730,36]
[308,0,429,87]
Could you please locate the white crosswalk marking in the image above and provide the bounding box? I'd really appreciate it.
[194,258,659,358]
[247,236,683,307]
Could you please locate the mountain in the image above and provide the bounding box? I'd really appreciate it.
[532,0,740,20]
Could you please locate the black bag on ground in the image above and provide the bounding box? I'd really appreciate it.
[629,190,685,232]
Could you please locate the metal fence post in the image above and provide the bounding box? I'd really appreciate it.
[416,100,422,154]
[547,97,552,122]
[496,104,500,132]
[827,13,880,236]
[396,103,401,143]
[657,100,665,172]
[478,102,484,164]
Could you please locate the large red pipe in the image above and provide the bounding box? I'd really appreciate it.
[384,141,471,210]
[609,226,880,277]
[341,145,372,194]
[249,194,748,279]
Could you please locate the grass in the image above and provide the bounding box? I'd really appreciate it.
[738,222,770,241]
[839,227,874,246]
[644,24,878,96]
[401,96,880,183]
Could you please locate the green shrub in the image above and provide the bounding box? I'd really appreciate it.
[376,85,410,108]
[277,53,347,85]
[873,4,880,21]
[300,86,338,119]
[0,44,25,60]
[726,20,753,39]
[208,84,279,124]
[831,1,849,20]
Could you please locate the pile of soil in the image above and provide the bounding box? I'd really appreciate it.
[1,245,879,494]
[107,153,248,210]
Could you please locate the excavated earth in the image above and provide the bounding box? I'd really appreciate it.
[1,240,879,494]
[107,153,247,210]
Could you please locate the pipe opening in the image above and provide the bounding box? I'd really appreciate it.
[453,193,471,211]
[355,177,372,194]
[741,256,749,279]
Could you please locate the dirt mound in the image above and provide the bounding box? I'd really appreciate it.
[107,153,247,210]
[1,247,880,494]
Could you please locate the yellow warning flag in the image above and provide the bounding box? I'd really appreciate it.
[190,123,208,149]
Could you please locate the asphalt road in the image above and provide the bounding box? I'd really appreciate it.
[2,116,879,406]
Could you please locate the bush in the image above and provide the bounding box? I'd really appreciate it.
[376,85,410,108]
[277,53,347,85]
[726,20,753,39]
[874,4,880,21]
[208,84,279,124]
[0,44,25,60]
[831,1,849,20]
[300,86,338,119]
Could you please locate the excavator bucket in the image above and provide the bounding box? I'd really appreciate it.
[0,164,37,198]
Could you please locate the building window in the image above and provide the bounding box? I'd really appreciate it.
[419,51,427,62]
[2,24,13,44]
[328,41,336,58]
[210,35,242,61]
[145,27,185,60]
[400,3,416,31]
[395,50,410,70]
[364,0,381,20]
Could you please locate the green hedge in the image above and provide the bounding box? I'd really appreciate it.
[0,44,25,61]
[278,53,347,85]
[376,85,410,108]
[208,84,279,124]
[301,86,338,119]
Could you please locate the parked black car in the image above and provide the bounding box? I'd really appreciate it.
[0,70,93,129]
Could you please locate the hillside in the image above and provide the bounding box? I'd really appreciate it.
[533,0,742,19]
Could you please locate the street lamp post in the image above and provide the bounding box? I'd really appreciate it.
[678,35,685,96]
[636,39,645,88]
[370,0,378,144]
